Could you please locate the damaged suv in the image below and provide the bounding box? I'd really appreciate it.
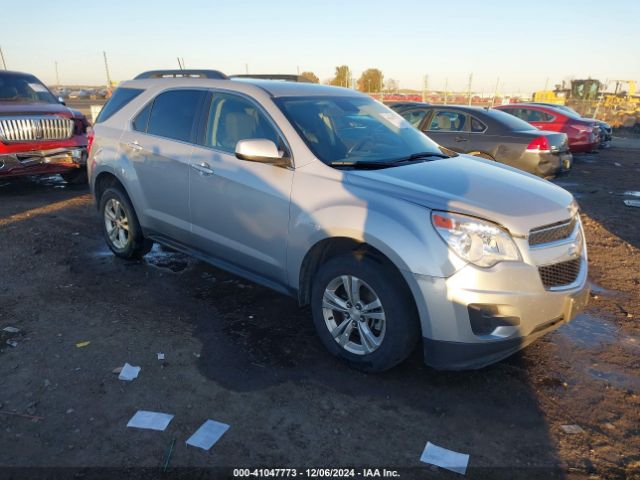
[0,70,90,183]
[89,70,589,372]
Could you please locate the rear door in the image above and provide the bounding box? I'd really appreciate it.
[119,88,207,243]
[422,109,470,151]
[188,91,294,285]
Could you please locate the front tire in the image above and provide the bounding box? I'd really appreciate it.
[99,187,152,259]
[311,253,419,372]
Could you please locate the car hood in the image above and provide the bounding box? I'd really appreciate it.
[345,155,575,235]
[0,102,82,118]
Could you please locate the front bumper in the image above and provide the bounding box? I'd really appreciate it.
[0,147,87,177]
[412,254,589,370]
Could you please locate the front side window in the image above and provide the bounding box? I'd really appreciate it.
[428,111,467,132]
[147,89,206,142]
[398,108,429,128]
[204,93,280,152]
[0,73,58,105]
[275,95,443,166]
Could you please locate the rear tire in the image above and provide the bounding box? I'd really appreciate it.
[311,253,419,372]
[99,187,152,259]
[61,168,88,185]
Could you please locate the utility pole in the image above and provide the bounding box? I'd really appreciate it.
[245,63,249,74]
[103,51,112,87]
[444,78,448,105]
[55,61,60,87]
[181,57,185,69]
[467,73,473,106]
[490,76,499,107]
[422,75,428,103]
[0,46,7,70]
[297,65,300,75]
[177,57,183,69]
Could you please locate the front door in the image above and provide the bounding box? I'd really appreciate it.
[189,91,294,285]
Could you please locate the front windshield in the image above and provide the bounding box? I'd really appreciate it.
[275,95,444,165]
[0,74,58,104]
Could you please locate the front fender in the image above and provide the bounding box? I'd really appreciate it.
[286,196,465,291]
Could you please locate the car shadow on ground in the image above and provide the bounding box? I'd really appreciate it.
[129,246,567,477]
[0,175,89,219]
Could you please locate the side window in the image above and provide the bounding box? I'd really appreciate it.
[428,111,466,132]
[503,108,521,119]
[132,102,152,132]
[470,117,487,133]
[95,88,143,123]
[205,93,280,152]
[520,109,545,122]
[147,89,206,143]
[541,112,555,122]
[398,109,428,128]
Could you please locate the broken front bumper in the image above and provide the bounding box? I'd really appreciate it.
[0,147,87,176]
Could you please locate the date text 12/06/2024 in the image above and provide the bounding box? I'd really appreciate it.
[232,468,401,478]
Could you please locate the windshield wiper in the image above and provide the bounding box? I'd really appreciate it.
[390,152,450,163]
[330,152,450,169]
[330,160,399,169]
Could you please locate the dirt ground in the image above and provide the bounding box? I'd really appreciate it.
[0,141,639,480]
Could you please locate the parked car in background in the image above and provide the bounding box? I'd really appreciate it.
[0,70,90,183]
[68,90,90,99]
[525,102,612,148]
[495,103,599,153]
[89,70,589,372]
[390,103,572,177]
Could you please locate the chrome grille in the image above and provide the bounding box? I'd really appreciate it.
[529,216,577,246]
[0,116,74,142]
[538,258,581,289]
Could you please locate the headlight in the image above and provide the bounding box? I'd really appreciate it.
[431,211,521,267]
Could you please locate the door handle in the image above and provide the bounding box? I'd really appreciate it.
[191,162,215,176]
[126,141,143,151]
[454,136,468,142]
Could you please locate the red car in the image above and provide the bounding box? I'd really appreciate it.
[495,103,599,153]
[0,70,90,183]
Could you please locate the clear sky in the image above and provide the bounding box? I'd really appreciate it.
[2,0,638,93]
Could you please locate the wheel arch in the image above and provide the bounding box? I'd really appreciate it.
[94,170,132,208]
[297,237,419,320]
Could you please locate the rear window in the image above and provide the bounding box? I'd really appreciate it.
[95,87,143,123]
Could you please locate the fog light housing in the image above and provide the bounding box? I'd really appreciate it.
[468,304,520,336]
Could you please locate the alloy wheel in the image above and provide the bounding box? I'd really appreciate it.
[104,198,130,250]
[322,275,386,355]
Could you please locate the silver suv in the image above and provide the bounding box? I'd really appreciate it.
[89,70,589,372]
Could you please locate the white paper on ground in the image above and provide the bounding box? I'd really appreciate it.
[126,410,174,431]
[186,419,230,450]
[157,353,165,360]
[118,363,141,381]
[420,441,469,475]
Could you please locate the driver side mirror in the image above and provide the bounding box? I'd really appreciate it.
[235,139,289,167]
[58,97,66,106]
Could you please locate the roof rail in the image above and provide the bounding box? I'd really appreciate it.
[230,74,311,83]
[134,69,228,80]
